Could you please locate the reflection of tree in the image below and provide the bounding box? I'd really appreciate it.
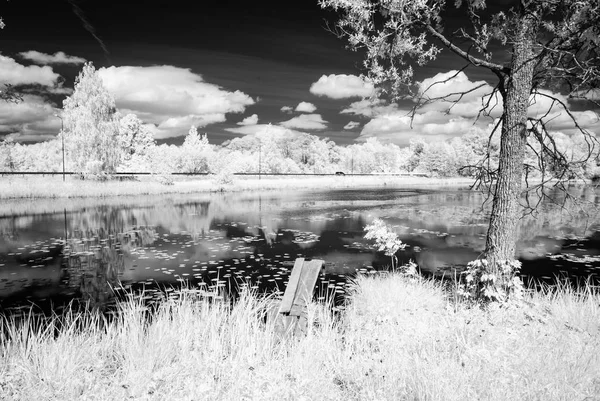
[64,230,125,310]
[118,226,157,255]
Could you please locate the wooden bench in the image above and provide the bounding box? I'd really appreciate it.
[275,258,324,337]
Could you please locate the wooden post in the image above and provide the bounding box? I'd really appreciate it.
[275,258,323,337]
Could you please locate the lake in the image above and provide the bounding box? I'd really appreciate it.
[1,185,599,314]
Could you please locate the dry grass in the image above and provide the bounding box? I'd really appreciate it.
[1,275,599,400]
[0,175,474,199]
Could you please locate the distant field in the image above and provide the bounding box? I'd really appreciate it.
[0,174,475,199]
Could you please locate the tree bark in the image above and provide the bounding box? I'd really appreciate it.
[485,12,539,271]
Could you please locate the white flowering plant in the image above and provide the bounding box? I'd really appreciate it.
[364,218,407,270]
[457,259,524,305]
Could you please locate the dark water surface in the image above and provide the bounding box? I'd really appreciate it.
[1,186,599,314]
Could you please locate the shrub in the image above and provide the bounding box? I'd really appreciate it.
[364,218,406,270]
[456,259,524,305]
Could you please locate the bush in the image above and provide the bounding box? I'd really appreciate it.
[154,174,174,186]
[456,259,524,305]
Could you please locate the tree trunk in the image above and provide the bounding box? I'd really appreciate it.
[485,13,539,272]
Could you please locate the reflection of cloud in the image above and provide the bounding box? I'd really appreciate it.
[97,65,254,139]
[295,101,316,113]
[280,113,327,130]
[238,114,259,126]
[310,74,374,99]
[18,50,86,65]
[280,106,293,113]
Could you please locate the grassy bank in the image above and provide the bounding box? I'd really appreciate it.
[0,175,474,199]
[1,274,599,400]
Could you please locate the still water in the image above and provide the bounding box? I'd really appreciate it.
[1,186,599,314]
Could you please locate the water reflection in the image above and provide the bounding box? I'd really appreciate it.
[1,186,599,314]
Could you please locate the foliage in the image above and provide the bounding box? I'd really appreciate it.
[180,126,212,173]
[0,137,16,171]
[118,114,156,162]
[457,259,524,305]
[320,0,600,283]
[62,62,121,176]
[364,218,406,270]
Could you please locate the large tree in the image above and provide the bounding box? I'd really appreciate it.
[320,0,600,293]
[62,62,121,175]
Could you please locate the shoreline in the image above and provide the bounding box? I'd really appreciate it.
[0,175,477,200]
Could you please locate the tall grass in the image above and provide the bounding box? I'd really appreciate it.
[0,175,474,199]
[1,275,599,400]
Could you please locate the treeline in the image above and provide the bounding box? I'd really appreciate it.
[1,62,598,180]
[2,123,599,179]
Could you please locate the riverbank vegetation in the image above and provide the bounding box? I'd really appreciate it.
[0,174,475,200]
[1,273,598,400]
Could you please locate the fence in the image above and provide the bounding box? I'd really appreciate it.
[0,171,430,177]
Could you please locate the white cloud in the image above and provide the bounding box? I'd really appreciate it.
[279,113,328,130]
[225,123,304,137]
[356,70,600,145]
[358,109,481,146]
[343,121,361,130]
[341,99,399,118]
[295,101,317,113]
[238,114,259,126]
[0,94,60,140]
[280,106,293,113]
[18,50,86,65]
[310,74,374,99]
[97,65,255,139]
[0,54,59,86]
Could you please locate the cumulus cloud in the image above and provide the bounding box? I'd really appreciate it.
[341,99,399,118]
[295,101,317,113]
[226,123,304,137]
[0,54,59,86]
[97,65,254,139]
[310,74,374,99]
[0,94,60,140]
[18,50,86,65]
[279,113,328,130]
[343,121,361,130]
[238,114,259,126]
[356,70,600,145]
[280,105,293,113]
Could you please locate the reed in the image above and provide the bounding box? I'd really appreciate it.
[1,274,598,400]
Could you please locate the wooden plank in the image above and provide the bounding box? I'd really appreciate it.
[274,258,324,337]
[278,258,305,315]
[287,259,323,317]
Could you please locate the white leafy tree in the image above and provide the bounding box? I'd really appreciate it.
[118,113,156,171]
[62,62,121,176]
[321,0,600,300]
[180,125,211,173]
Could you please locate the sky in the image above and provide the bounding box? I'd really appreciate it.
[0,1,598,147]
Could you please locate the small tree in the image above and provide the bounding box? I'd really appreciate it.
[62,62,121,176]
[0,137,16,171]
[118,113,156,171]
[180,125,211,173]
